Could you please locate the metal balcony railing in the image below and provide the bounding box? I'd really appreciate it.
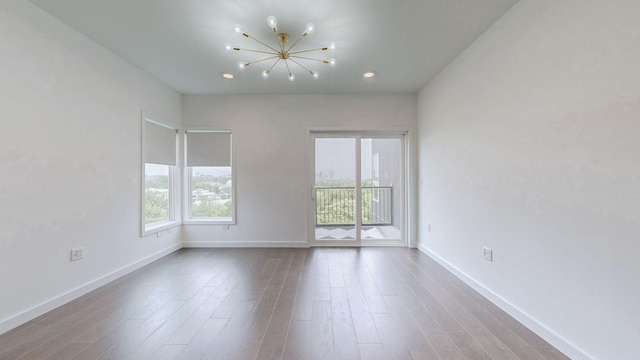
[315,186,393,226]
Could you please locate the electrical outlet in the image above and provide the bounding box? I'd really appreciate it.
[483,247,493,262]
[157,231,164,237]
[222,224,229,230]
[70,248,84,262]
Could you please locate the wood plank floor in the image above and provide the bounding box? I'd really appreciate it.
[0,248,569,360]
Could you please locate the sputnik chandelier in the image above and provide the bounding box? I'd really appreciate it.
[226,15,336,81]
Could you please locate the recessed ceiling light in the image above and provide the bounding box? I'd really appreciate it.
[222,73,234,79]
[363,71,376,78]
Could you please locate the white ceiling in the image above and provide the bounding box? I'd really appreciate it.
[29,0,518,94]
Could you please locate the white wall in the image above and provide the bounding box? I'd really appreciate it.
[0,0,182,333]
[182,94,417,247]
[417,0,640,359]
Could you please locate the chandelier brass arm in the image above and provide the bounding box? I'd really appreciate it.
[287,58,319,79]
[239,32,281,54]
[232,48,277,56]
[238,56,280,69]
[289,47,330,55]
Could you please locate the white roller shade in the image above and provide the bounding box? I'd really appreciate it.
[144,119,177,165]
[186,131,231,167]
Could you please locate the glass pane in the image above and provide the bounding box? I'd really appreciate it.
[361,138,402,240]
[190,166,233,220]
[144,163,171,226]
[315,138,356,240]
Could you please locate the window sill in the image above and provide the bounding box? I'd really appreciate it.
[142,220,181,237]
[183,218,235,225]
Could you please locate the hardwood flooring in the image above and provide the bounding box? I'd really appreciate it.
[0,248,569,360]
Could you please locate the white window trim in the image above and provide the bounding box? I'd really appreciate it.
[142,165,181,235]
[182,129,236,225]
[141,114,182,236]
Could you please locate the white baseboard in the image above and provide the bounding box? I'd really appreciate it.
[0,243,182,336]
[417,243,593,360]
[183,241,310,248]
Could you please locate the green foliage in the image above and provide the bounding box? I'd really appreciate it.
[192,174,230,191]
[190,173,232,218]
[316,179,373,187]
[145,175,168,189]
[316,179,355,188]
[144,174,170,224]
[362,191,373,224]
[192,198,232,218]
[145,190,169,224]
[315,187,373,225]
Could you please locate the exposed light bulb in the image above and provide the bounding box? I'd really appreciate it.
[329,58,337,66]
[311,71,319,79]
[262,70,270,79]
[267,16,277,30]
[328,42,336,52]
[238,61,247,69]
[305,23,315,35]
[288,73,295,81]
[234,24,242,34]
[224,43,232,51]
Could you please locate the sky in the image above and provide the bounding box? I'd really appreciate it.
[315,138,372,182]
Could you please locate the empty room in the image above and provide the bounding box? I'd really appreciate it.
[1,0,638,359]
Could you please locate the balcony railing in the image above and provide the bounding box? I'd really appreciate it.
[315,186,393,226]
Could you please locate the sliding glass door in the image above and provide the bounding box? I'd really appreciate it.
[311,133,405,245]
[314,137,358,241]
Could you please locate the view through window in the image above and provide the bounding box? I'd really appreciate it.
[144,163,171,225]
[190,166,233,220]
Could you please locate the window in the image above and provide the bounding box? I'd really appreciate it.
[142,117,180,234]
[185,131,234,224]
[144,163,171,224]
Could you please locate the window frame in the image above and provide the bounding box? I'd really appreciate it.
[141,115,181,236]
[183,129,235,225]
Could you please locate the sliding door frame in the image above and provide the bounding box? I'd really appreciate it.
[307,130,410,247]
